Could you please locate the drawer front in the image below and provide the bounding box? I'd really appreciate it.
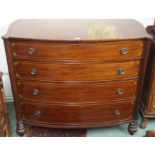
[12,41,144,60]
[14,60,140,81]
[17,80,138,102]
[20,101,134,126]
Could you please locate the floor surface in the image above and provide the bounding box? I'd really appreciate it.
[7,102,155,137]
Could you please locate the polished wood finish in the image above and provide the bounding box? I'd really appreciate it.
[14,60,140,81]
[11,41,143,60]
[20,100,134,127]
[0,72,11,136]
[140,24,155,128]
[2,19,151,136]
[3,19,150,40]
[17,80,138,103]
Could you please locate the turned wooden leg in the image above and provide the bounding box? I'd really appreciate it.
[16,120,25,136]
[128,120,137,135]
[140,117,148,129]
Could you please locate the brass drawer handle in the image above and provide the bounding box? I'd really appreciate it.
[31,68,37,75]
[27,48,36,55]
[113,110,120,116]
[34,110,41,116]
[120,48,128,55]
[32,89,39,95]
[116,88,124,95]
[118,68,125,75]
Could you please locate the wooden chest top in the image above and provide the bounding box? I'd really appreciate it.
[3,19,151,41]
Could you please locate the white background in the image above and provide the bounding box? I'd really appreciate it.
[0,0,155,154]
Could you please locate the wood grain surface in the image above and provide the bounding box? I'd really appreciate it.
[3,19,151,40]
[17,80,138,103]
[2,19,152,135]
[11,41,144,60]
[14,60,140,81]
[20,100,134,127]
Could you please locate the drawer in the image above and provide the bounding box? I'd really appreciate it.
[14,60,140,81]
[20,101,134,126]
[11,41,144,60]
[17,80,138,103]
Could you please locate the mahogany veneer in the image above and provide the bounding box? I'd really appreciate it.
[12,41,143,60]
[17,80,138,102]
[2,19,151,136]
[20,100,134,127]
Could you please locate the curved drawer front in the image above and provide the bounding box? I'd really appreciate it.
[14,60,140,81]
[12,41,144,60]
[17,80,138,102]
[20,101,134,127]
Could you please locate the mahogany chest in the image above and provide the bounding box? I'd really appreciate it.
[0,72,10,136]
[2,19,151,135]
[140,25,155,128]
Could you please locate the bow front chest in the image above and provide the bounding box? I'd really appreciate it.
[2,19,151,135]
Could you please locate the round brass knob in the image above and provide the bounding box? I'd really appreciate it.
[34,110,41,116]
[32,89,39,95]
[120,48,128,55]
[118,68,125,75]
[27,48,36,55]
[31,68,37,75]
[113,110,120,116]
[116,88,124,95]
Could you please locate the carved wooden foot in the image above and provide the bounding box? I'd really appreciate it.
[140,117,148,129]
[128,120,137,135]
[16,120,25,136]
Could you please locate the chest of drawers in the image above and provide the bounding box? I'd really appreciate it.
[0,72,10,137]
[2,19,151,136]
[140,25,155,128]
